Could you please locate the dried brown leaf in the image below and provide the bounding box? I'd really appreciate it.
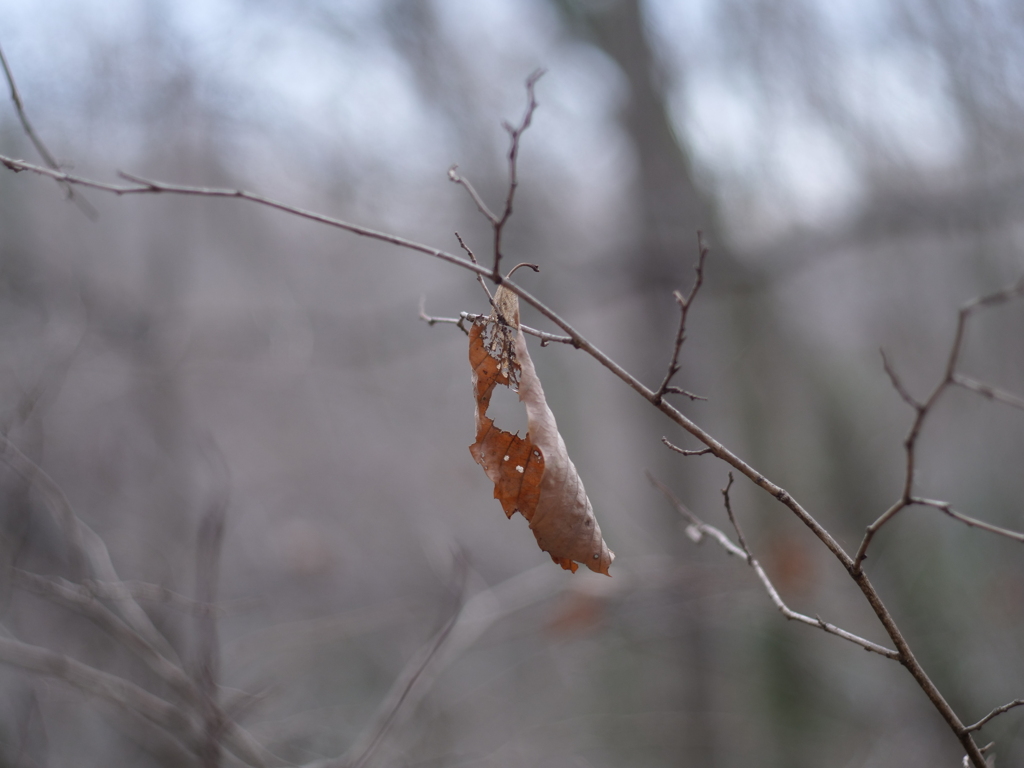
[468,296,614,576]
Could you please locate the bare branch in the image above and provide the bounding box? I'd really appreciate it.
[418,305,573,345]
[0,433,182,666]
[0,41,96,219]
[194,499,227,768]
[880,349,923,410]
[646,472,899,659]
[300,565,560,768]
[11,570,274,768]
[661,437,712,456]
[912,498,1024,543]
[447,167,498,224]
[491,69,544,280]
[83,579,223,616]
[445,71,544,281]
[655,232,709,403]
[12,569,196,702]
[341,565,467,768]
[454,231,492,301]
[418,299,469,336]
[966,699,1024,733]
[853,499,908,567]
[720,473,750,562]
[0,631,195,751]
[663,386,707,401]
[953,374,1024,411]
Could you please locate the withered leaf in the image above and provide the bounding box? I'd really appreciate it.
[468,291,614,576]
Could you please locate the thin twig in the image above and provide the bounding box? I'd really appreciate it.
[447,71,544,280]
[661,437,712,456]
[0,631,195,751]
[720,473,750,562]
[966,699,1024,733]
[492,69,544,280]
[447,168,498,224]
[0,41,96,219]
[663,386,707,401]
[853,498,908,568]
[952,374,1024,411]
[0,433,182,666]
[300,565,560,768]
[194,498,228,768]
[879,349,922,410]
[12,569,197,702]
[455,231,492,301]
[646,472,899,658]
[338,559,469,768]
[83,579,223,615]
[11,570,273,768]
[418,299,469,335]
[912,498,1024,543]
[417,306,574,345]
[654,232,708,403]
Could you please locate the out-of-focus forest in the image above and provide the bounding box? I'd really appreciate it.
[1,0,1023,766]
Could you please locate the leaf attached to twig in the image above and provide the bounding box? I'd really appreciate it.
[469,287,614,575]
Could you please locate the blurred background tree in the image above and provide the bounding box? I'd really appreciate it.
[0,1,1022,766]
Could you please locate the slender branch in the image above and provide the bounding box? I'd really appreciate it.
[345,590,465,768]
[663,386,707,401]
[966,699,1024,733]
[720,473,750,561]
[0,41,96,219]
[492,69,543,280]
[654,232,708,403]
[880,349,923,410]
[646,472,899,659]
[0,437,273,768]
[454,231,492,301]
[0,631,195,751]
[661,437,712,456]
[82,579,222,616]
[11,570,273,768]
[0,433,183,666]
[417,306,574,345]
[853,499,908,567]
[912,498,1024,543]
[194,499,228,768]
[445,70,543,281]
[952,374,1024,411]
[418,300,469,335]
[447,167,498,224]
[300,565,560,768]
[12,569,197,703]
